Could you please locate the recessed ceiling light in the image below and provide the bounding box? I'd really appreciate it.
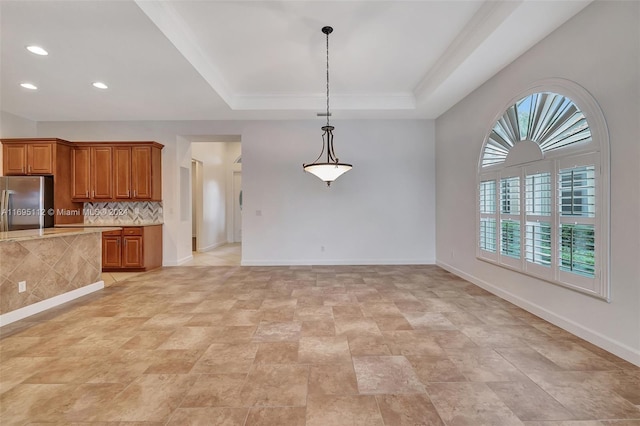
[20,83,38,90]
[92,82,108,89]
[26,45,48,56]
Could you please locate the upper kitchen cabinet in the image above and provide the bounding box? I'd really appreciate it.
[2,139,57,175]
[114,143,162,201]
[72,141,163,202]
[0,138,83,224]
[71,145,113,201]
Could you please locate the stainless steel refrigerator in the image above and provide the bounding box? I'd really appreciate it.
[0,176,54,231]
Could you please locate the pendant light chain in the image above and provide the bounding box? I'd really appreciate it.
[326,28,330,127]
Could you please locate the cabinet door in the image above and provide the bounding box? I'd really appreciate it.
[27,143,54,174]
[114,147,132,199]
[91,146,113,199]
[102,236,122,268]
[131,146,152,199]
[3,144,27,175]
[71,147,91,199]
[122,236,143,267]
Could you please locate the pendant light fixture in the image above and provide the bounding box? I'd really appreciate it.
[303,26,352,186]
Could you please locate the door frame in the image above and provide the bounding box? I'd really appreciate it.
[232,171,242,243]
[191,159,203,251]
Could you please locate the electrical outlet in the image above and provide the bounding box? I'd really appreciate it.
[256,210,262,216]
[18,281,26,293]
[321,246,325,252]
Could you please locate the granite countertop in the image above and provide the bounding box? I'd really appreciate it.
[55,223,163,228]
[0,227,122,243]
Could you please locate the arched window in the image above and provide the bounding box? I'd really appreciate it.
[477,80,609,300]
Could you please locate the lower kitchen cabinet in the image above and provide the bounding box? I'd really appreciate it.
[101,225,162,272]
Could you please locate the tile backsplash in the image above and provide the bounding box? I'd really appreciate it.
[83,201,163,225]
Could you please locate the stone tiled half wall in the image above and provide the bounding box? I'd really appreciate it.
[83,201,163,225]
[0,233,101,314]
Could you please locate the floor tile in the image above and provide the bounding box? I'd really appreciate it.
[239,364,309,407]
[446,347,530,382]
[98,374,198,422]
[334,318,382,337]
[376,393,445,426]
[298,336,351,364]
[167,407,248,426]
[254,342,299,364]
[308,363,359,395]
[245,407,306,426]
[301,320,336,337]
[180,373,247,407]
[353,355,424,394]
[306,394,384,426]
[528,371,640,420]
[488,381,576,421]
[192,343,258,374]
[426,382,525,426]
[347,335,392,356]
[406,355,468,383]
[253,321,302,342]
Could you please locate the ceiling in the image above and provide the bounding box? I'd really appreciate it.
[1,0,591,122]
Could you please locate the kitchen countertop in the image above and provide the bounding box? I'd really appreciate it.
[0,226,122,243]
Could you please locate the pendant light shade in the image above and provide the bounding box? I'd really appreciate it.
[303,26,352,186]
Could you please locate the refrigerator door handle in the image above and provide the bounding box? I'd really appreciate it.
[0,190,7,232]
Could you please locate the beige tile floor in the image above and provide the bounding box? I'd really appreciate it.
[1,262,639,425]
[102,243,242,286]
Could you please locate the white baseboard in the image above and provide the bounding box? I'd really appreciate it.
[164,254,194,266]
[241,258,436,266]
[0,281,105,327]
[198,240,228,252]
[436,260,640,367]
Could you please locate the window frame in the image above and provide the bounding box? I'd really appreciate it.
[476,79,610,301]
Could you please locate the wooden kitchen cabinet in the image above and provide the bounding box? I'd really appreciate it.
[102,231,122,269]
[122,236,143,267]
[1,138,83,225]
[101,225,162,272]
[71,145,113,201]
[114,147,132,199]
[117,144,162,201]
[132,146,152,199]
[2,141,54,175]
[74,142,162,201]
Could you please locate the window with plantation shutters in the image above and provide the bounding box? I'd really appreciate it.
[525,170,552,276]
[500,176,521,261]
[479,180,497,253]
[476,83,609,300]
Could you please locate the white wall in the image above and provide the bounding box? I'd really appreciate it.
[0,111,37,138]
[242,120,435,265]
[435,1,640,364]
[36,119,436,266]
[0,111,38,174]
